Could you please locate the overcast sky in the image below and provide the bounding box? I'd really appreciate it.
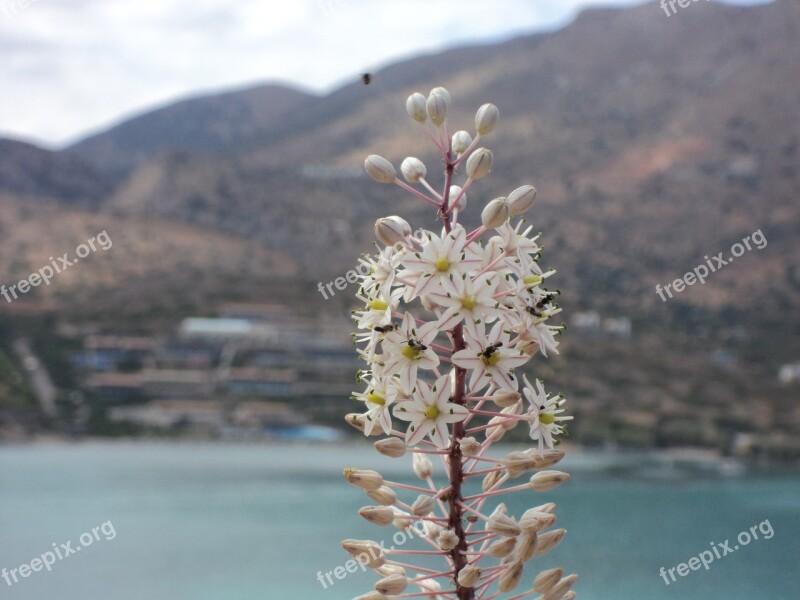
[0,0,763,148]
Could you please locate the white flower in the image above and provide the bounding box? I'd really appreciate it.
[489,220,541,277]
[522,375,572,452]
[452,322,528,392]
[393,374,469,447]
[380,313,440,393]
[429,272,503,340]
[358,246,403,298]
[354,288,403,330]
[353,374,400,436]
[399,224,481,300]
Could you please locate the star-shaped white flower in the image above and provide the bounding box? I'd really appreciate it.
[393,374,469,447]
[451,322,529,392]
[489,220,542,277]
[353,374,399,436]
[354,288,403,330]
[522,375,572,452]
[398,224,482,300]
[380,313,440,393]
[429,272,503,340]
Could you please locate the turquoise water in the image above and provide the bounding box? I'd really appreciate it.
[0,442,797,599]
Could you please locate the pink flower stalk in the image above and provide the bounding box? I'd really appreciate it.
[344,86,576,600]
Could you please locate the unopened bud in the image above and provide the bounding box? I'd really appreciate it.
[529,470,570,492]
[346,413,380,436]
[542,573,577,600]
[406,93,427,123]
[487,536,517,558]
[515,531,538,563]
[449,185,467,211]
[466,147,493,180]
[534,529,566,556]
[488,514,521,537]
[375,216,411,246]
[457,565,481,588]
[498,561,523,592]
[375,574,408,595]
[341,539,385,567]
[533,568,564,594]
[400,157,427,183]
[425,521,443,541]
[520,510,556,533]
[412,452,433,479]
[365,155,397,183]
[366,486,397,506]
[508,184,537,216]
[344,468,384,491]
[426,91,448,126]
[505,450,564,478]
[411,495,435,517]
[451,130,473,154]
[438,529,459,551]
[430,86,452,106]
[359,506,395,526]
[483,469,503,492]
[393,512,415,530]
[475,103,499,135]
[376,564,406,577]
[374,437,407,458]
[531,502,557,514]
[459,436,480,457]
[481,197,510,229]
[492,390,521,408]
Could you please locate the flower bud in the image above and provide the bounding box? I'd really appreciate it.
[530,470,570,492]
[366,486,397,506]
[438,529,459,551]
[459,436,480,457]
[542,573,577,600]
[481,197,510,229]
[451,130,472,154]
[534,529,566,556]
[426,91,448,126]
[375,574,408,595]
[457,565,481,588]
[341,539,385,567]
[374,437,407,458]
[430,86,452,106]
[531,502,556,514]
[424,520,443,541]
[487,536,516,558]
[475,103,499,135]
[482,469,502,492]
[411,495,435,517]
[498,561,523,592]
[488,514,521,537]
[344,468,384,491]
[412,452,433,479]
[359,505,395,526]
[365,155,397,183]
[400,157,427,184]
[492,390,521,408]
[393,511,415,531]
[515,531,538,563]
[376,564,406,577]
[375,216,411,246]
[466,147,493,180]
[505,450,564,477]
[406,93,427,123]
[520,510,556,533]
[508,184,537,216]
[533,568,564,594]
[345,413,381,436]
[449,185,467,212]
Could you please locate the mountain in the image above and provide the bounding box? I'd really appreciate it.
[0,138,111,206]
[66,83,318,179]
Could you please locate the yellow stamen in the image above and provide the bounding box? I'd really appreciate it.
[369,299,389,311]
[539,413,555,425]
[402,346,422,360]
[424,405,440,420]
[367,393,386,406]
[462,296,476,310]
[435,257,450,272]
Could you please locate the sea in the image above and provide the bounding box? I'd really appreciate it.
[0,442,797,599]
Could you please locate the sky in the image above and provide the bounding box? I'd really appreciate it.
[0,0,765,148]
